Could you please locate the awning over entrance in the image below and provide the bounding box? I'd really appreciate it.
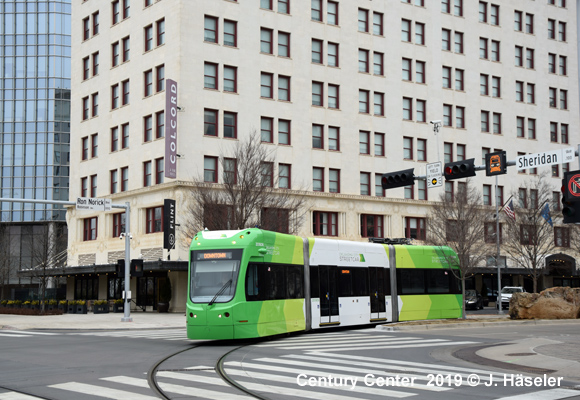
[545,253,577,276]
[18,260,188,278]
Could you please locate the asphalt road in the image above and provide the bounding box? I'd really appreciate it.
[1,324,579,400]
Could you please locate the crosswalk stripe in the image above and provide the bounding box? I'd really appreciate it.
[304,340,477,352]
[494,388,580,400]
[315,352,502,376]
[0,392,43,400]
[68,329,189,341]
[275,337,453,350]
[0,330,58,336]
[167,367,381,400]
[284,354,501,384]
[0,333,31,338]
[157,371,232,387]
[102,376,253,400]
[256,334,383,346]
[258,336,419,348]
[48,382,158,400]
[217,364,415,398]
[240,358,448,392]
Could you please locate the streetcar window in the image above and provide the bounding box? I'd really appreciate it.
[397,268,460,295]
[245,263,304,301]
[310,266,319,298]
[353,268,369,296]
[246,264,259,300]
[287,265,304,298]
[398,269,426,294]
[338,269,353,297]
[427,269,450,294]
[383,269,391,296]
[265,264,286,300]
[190,249,241,304]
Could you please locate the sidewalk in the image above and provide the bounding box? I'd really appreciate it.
[0,311,186,330]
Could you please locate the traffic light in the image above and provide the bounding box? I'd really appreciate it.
[561,179,580,223]
[116,259,125,278]
[381,168,415,190]
[131,259,144,277]
[444,158,476,181]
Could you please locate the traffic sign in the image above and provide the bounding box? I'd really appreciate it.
[517,147,574,170]
[426,162,442,188]
[485,151,507,176]
[563,170,580,202]
[76,197,112,211]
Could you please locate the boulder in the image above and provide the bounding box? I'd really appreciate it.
[509,287,580,320]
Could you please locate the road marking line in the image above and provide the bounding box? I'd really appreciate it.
[218,365,415,398]
[102,376,253,400]
[285,354,503,384]
[0,392,44,399]
[304,340,477,352]
[0,331,58,336]
[494,388,580,400]
[275,338,451,350]
[238,359,448,392]
[49,382,158,400]
[314,351,499,376]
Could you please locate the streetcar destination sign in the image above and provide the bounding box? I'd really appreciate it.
[516,147,574,170]
[76,197,112,211]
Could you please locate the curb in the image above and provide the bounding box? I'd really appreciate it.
[377,318,580,331]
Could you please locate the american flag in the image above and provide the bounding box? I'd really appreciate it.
[503,199,516,221]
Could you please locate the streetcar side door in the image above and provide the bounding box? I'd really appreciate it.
[319,265,339,325]
[369,267,387,321]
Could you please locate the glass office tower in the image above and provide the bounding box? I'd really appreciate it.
[0,0,71,296]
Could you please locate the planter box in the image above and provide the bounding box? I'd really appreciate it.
[113,304,124,313]
[67,304,76,314]
[75,304,87,314]
[93,304,109,314]
[58,304,68,313]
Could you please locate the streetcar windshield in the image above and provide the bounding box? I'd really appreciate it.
[190,250,241,304]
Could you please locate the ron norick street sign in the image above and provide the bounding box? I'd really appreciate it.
[76,197,112,211]
[516,147,574,170]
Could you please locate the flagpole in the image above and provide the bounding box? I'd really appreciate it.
[496,175,503,315]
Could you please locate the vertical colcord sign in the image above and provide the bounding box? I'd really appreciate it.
[165,79,178,179]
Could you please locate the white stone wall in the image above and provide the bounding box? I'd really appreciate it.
[69,0,580,265]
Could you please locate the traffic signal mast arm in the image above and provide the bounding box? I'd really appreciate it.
[383,148,578,188]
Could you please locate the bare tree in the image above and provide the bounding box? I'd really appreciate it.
[24,223,67,311]
[502,172,556,293]
[181,131,308,243]
[427,180,488,318]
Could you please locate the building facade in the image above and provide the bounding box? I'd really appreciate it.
[67,0,580,311]
[0,0,71,300]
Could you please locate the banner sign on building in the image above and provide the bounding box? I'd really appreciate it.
[165,79,178,179]
[163,199,176,250]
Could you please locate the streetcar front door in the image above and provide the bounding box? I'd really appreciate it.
[319,265,339,325]
[369,267,386,321]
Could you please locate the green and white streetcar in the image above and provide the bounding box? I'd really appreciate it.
[187,228,462,340]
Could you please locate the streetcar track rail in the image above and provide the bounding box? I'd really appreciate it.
[148,338,273,400]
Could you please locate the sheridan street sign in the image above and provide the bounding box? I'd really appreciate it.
[76,197,112,211]
[516,147,574,170]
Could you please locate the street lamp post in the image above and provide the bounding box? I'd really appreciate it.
[495,175,502,315]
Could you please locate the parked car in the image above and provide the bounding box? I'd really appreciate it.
[465,289,484,310]
[497,286,524,309]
